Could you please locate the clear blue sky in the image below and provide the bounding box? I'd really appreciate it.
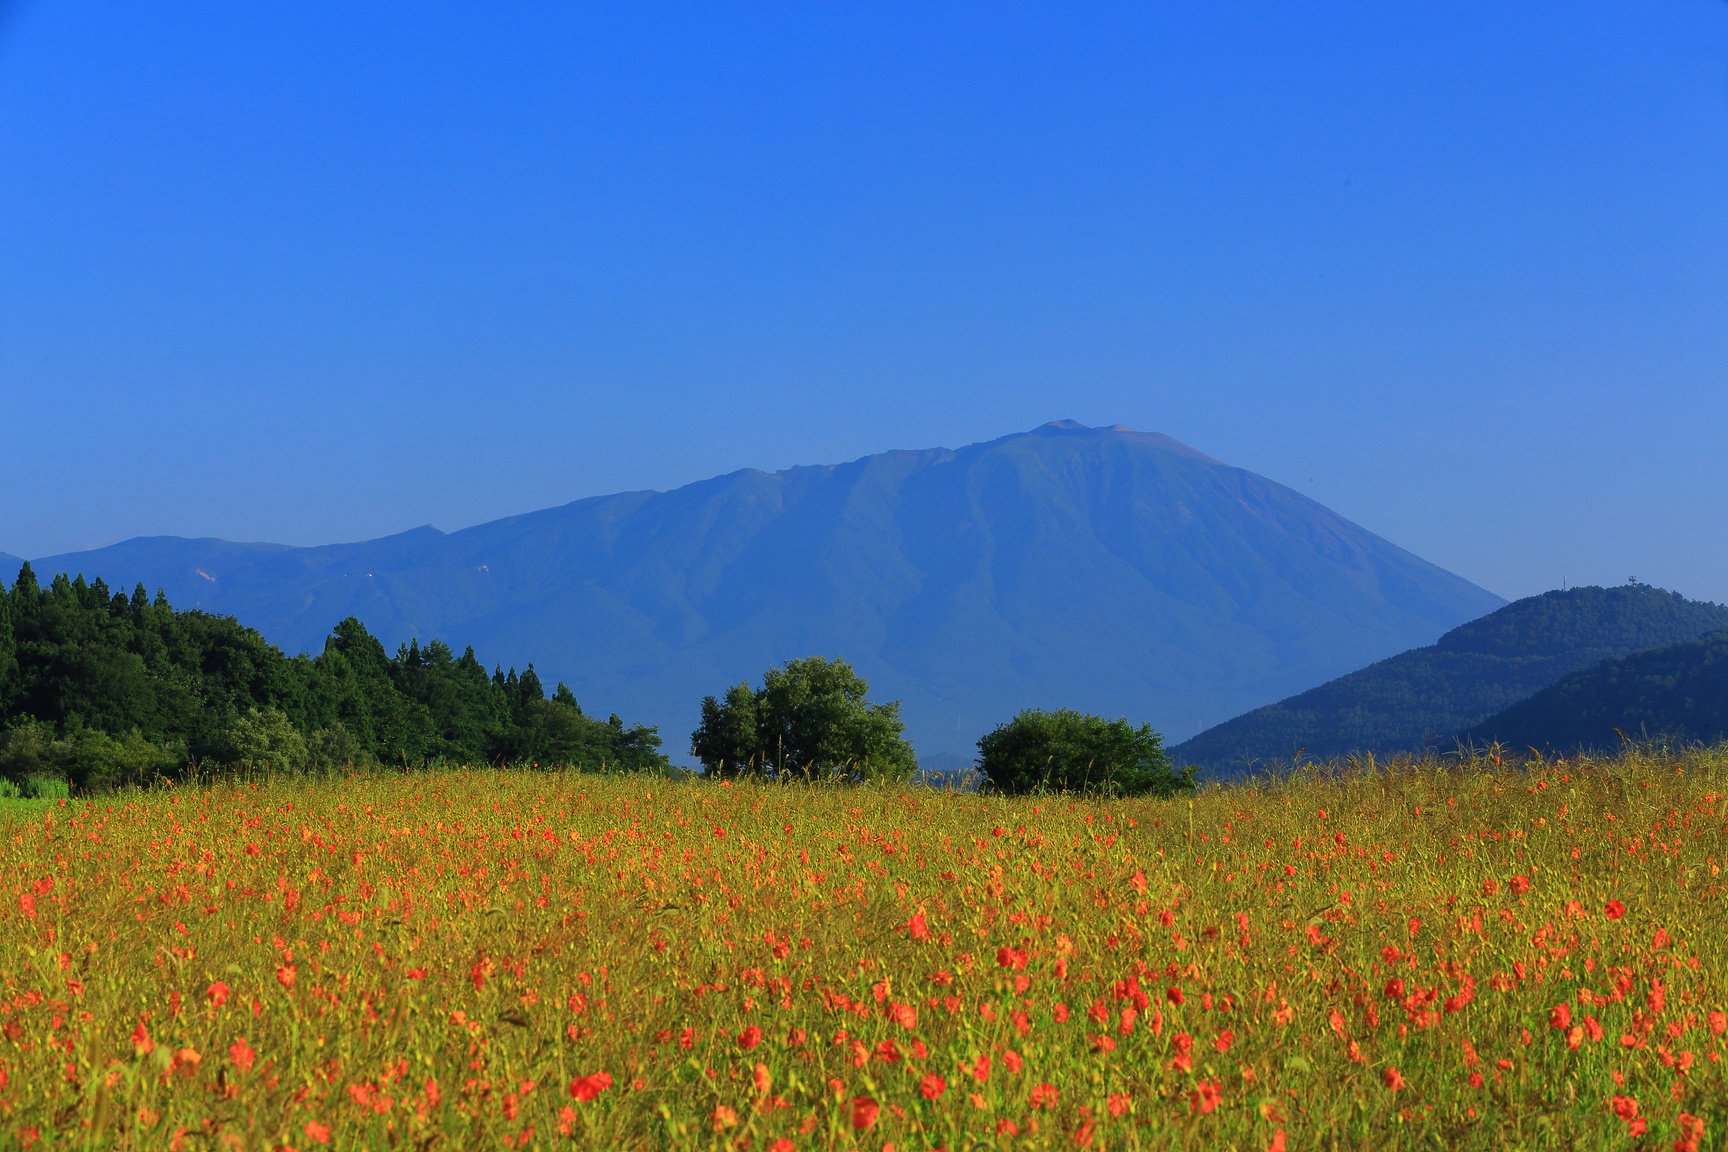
[4,2,1726,605]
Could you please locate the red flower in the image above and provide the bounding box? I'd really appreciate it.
[849,1096,880,1130]
[1605,900,1626,920]
[569,1071,612,1102]
[919,1073,947,1099]
[737,1025,763,1050]
[303,1120,331,1146]
[1190,1078,1223,1115]
[228,1037,256,1072]
[1382,1067,1405,1092]
[207,981,230,1007]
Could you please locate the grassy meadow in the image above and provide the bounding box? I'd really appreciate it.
[3,747,1726,1150]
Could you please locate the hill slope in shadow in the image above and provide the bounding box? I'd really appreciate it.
[1171,585,1728,777]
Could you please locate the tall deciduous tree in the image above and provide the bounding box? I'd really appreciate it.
[691,657,917,783]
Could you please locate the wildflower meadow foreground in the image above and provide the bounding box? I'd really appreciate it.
[3,748,1727,1150]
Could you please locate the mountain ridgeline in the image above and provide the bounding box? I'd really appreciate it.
[1171,585,1728,776]
[26,423,1505,759]
[1464,629,1728,753]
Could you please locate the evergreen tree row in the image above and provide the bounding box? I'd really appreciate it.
[0,563,669,794]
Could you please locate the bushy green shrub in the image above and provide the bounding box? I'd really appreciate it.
[65,729,186,793]
[1,720,185,794]
[0,720,63,793]
[216,707,309,774]
[306,724,368,774]
[976,708,1192,797]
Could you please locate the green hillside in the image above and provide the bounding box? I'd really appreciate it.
[1171,585,1728,777]
[1465,629,1728,753]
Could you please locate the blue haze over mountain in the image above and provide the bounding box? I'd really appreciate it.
[26,423,1504,759]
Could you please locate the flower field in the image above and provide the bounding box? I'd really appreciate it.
[4,748,1727,1150]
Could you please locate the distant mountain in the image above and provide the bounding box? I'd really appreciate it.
[27,422,1504,759]
[1171,586,1728,776]
[1464,629,1728,753]
[0,554,20,580]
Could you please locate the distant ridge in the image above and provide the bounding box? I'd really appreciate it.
[1465,629,1728,753]
[25,422,1504,759]
[1171,585,1728,776]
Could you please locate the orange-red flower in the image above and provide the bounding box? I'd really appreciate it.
[569,1071,612,1102]
[1189,1078,1222,1114]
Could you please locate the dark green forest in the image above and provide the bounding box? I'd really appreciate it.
[1464,629,1728,754]
[0,563,669,795]
[1172,585,1728,776]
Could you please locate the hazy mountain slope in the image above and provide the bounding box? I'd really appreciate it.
[0,554,21,581]
[1464,630,1728,753]
[1171,586,1728,775]
[29,422,1505,757]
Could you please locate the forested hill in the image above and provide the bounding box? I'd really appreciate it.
[1171,585,1728,777]
[0,562,669,795]
[1464,630,1728,753]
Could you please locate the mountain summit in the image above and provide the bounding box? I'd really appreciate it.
[26,423,1503,758]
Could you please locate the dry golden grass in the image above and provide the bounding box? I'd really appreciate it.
[3,745,1726,1149]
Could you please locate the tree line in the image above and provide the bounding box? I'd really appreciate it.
[1,563,1193,799]
[0,563,668,794]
